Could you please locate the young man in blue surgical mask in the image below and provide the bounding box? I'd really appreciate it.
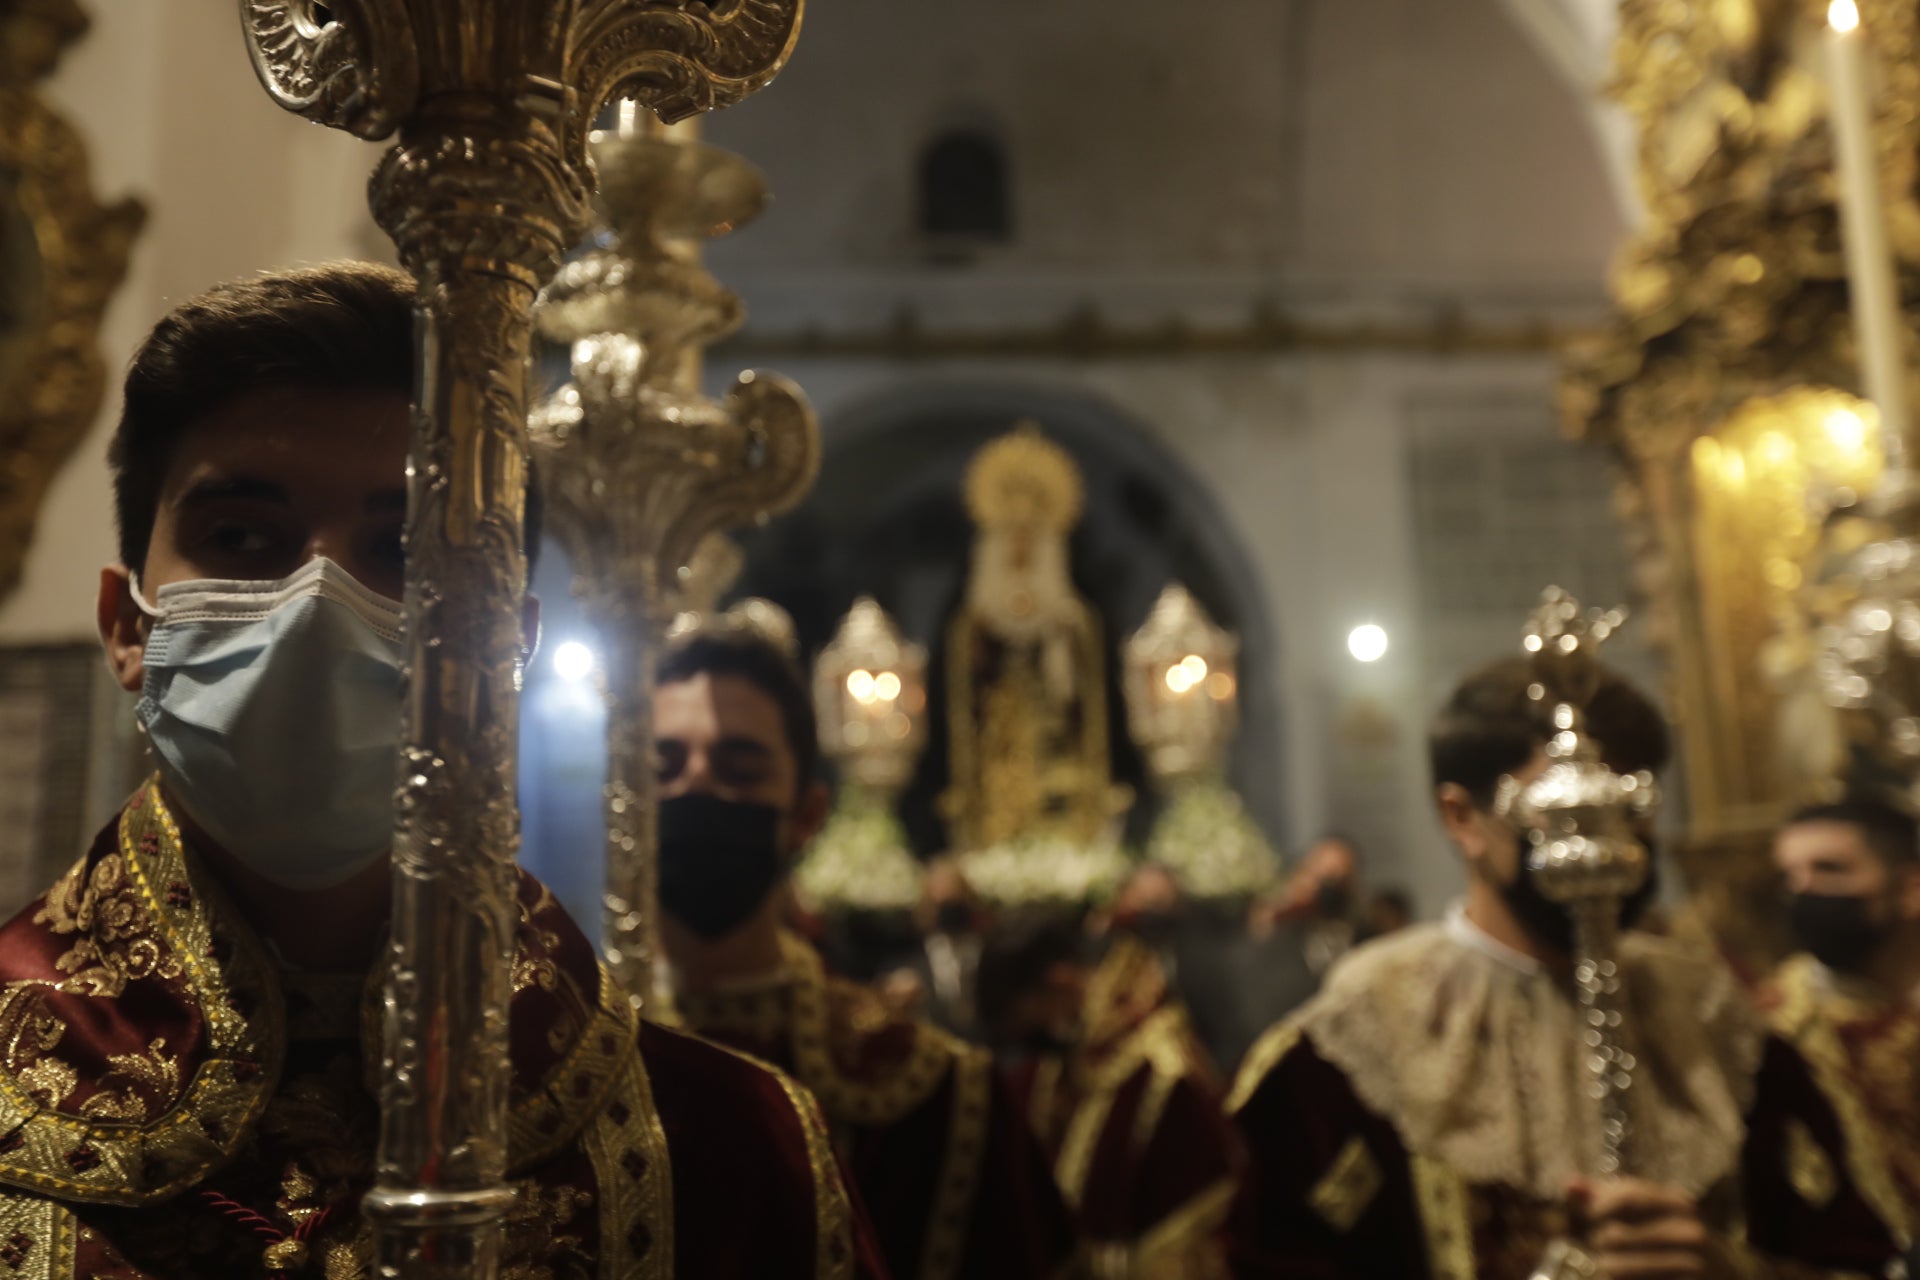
[653,611,1077,1280]
[0,263,884,1278]
[1766,795,1920,1241]
[1225,657,1903,1279]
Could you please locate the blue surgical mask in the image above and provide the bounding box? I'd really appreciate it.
[132,557,406,890]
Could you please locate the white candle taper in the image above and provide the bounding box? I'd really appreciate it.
[1826,0,1911,467]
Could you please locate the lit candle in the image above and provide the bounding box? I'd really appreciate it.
[1826,0,1912,465]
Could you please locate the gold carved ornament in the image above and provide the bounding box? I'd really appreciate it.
[1564,0,1920,973]
[0,0,143,604]
[528,112,820,1011]
[237,1,806,1273]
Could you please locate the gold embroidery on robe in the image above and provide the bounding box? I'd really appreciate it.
[0,1187,76,1280]
[1308,1137,1382,1234]
[1409,1155,1475,1280]
[0,784,283,1205]
[920,1044,993,1280]
[1785,1118,1838,1210]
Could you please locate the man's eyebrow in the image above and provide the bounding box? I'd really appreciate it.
[712,737,776,758]
[173,476,291,509]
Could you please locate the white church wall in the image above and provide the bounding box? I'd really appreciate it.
[703,0,1625,335]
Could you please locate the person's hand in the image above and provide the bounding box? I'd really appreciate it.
[1568,1177,1707,1279]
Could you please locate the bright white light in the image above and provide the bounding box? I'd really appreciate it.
[1831,0,1860,33]
[1180,654,1209,682]
[1165,665,1197,695]
[553,640,597,683]
[1347,624,1389,664]
[1826,406,1869,452]
[846,669,877,703]
[875,671,903,702]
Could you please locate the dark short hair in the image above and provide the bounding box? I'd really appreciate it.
[110,261,541,576]
[1429,656,1671,807]
[1783,798,1920,870]
[656,629,819,795]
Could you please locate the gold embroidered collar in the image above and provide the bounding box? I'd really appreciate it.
[679,933,957,1127]
[0,782,643,1205]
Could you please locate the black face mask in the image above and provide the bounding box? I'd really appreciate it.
[935,902,973,936]
[658,793,786,941]
[1128,910,1179,950]
[1788,893,1893,975]
[1315,883,1353,920]
[1498,833,1660,956]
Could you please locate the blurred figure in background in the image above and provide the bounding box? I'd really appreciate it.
[1765,795,1920,1244]
[655,621,1075,1280]
[1248,833,1362,977]
[1357,885,1414,944]
[979,911,1240,1279]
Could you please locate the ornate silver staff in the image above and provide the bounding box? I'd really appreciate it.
[238,4,803,1274]
[1493,588,1661,1280]
[530,112,819,1011]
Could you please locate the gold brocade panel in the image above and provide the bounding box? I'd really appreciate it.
[1684,388,1883,829]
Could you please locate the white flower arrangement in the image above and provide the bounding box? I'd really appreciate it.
[957,831,1134,910]
[792,790,925,914]
[1145,775,1281,900]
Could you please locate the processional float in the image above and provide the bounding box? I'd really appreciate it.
[238,2,804,1273]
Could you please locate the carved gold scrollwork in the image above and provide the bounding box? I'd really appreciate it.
[0,0,144,605]
[1565,0,1920,973]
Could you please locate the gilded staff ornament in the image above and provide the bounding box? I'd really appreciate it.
[0,0,144,605]
[530,113,819,1011]
[1492,589,1660,1280]
[239,3,804,1275]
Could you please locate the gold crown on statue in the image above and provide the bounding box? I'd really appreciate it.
[964,423,1085,533]
[665,597,801,662]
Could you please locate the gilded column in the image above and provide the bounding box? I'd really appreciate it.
[238,3,804,1274]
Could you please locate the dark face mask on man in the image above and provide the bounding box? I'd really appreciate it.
[1495,826,1661,956]
[657,792,790,941]
[1788,892,1895,975]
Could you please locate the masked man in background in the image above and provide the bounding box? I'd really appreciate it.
[0,264,883,1279]
[1226,657,1902,1278]
[1766,797,1920,1246]
[979,899,1241,1280]
[652,614,1075,1280]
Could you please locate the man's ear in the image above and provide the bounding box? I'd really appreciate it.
[1434,783,1489,865]
[97,566,148,694]
[791,779,831,850]
[1897,863,1920,923]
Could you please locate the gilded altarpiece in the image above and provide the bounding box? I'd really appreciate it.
[1564,0,1920,970]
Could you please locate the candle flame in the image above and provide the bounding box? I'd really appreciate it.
[1830,0,1861,33]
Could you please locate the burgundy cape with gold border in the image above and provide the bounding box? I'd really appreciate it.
[678,933,1075,1280]
[0,783,888,1279]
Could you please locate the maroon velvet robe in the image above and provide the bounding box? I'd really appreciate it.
[1006,936,1239,1278]
[1228,992,1902,1278]
[677,934,1076,1280]
[0,782,888,1279]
